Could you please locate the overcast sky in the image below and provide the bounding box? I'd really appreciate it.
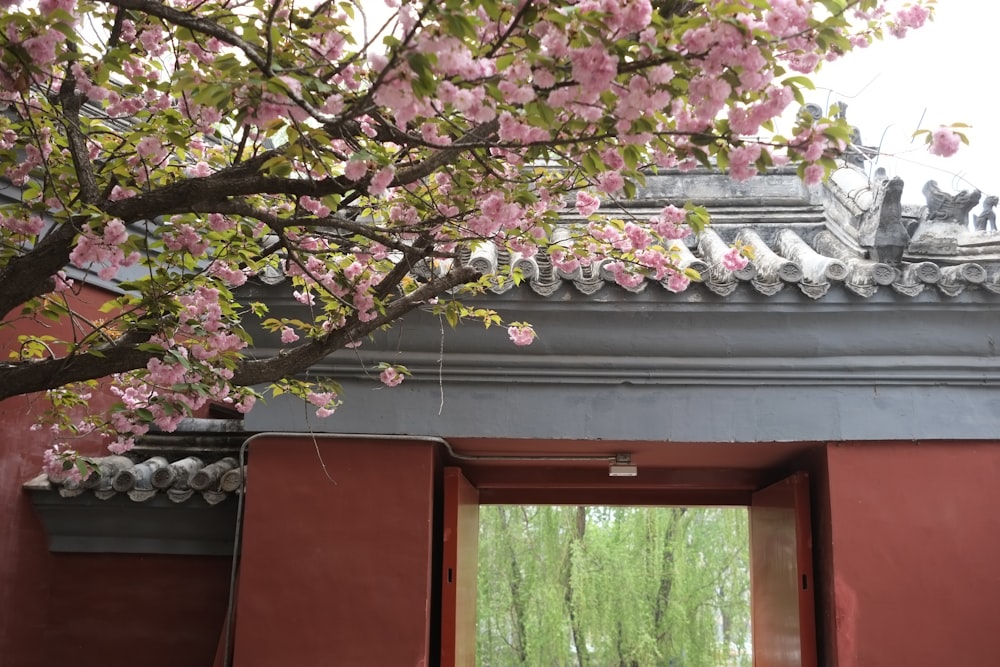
[809,3,995,203]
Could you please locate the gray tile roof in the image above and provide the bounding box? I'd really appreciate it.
[459,167,1000,300]
[35,454,244,505]
[26,419,248,505]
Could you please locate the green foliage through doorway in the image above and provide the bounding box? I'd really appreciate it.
[477,506,751,667]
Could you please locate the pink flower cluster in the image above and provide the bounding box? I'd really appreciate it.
[42,444,84,484]
[69,219,140,280]
[722,247,749,272]
[507,324,536,346]
[162,220,210,256]
[891,4,930,38]
[306,390,339,418]
[379,366,405,387]
[650,205,691,240]
[3,128,51,186]
[0,212,44,237]
[928,127,961,158]
[576,190,601,218]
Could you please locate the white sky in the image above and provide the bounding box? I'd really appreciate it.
[808,2,996,203]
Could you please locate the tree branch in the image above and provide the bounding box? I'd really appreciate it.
[0,263,480,400]
[229,263,479,386]
[0,221,79,322]
[0,344,155,401]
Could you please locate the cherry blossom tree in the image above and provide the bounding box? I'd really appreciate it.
[0,0,936,466]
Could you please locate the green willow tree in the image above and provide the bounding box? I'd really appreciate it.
[477,506,751,667]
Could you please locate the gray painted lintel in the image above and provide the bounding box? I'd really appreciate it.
[245,286,1000,443]
[25,486,238,556]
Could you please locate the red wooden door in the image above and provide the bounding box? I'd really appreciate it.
[750,472,817,667]
[441,467,480,667]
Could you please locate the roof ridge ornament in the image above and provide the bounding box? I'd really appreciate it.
[907,182,1000,259]
[923,180,981,226]
[857,176,908,266]
[974,195,998,232]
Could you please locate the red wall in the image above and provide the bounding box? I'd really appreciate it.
[0,283,227,667]
[1,283,115,666]
[824,441,1000,667]
[232,435,438,667]
[44,553,231,666]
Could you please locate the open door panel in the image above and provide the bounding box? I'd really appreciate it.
[750,472,817,667]
[441,467,479,667]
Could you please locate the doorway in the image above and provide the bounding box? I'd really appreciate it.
[441,468,816,667]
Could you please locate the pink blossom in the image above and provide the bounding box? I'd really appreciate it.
[22,29,64,66]
[53,271,73,292]
[929,127,961,157]
[507,324,536,346]
[138,25,167,56]
[186,161,212,177]
[0,129,16,150]
[368,166,395,196]
[891,4,930,38]
[688,75,731,122]
[624,222,652,250]
[207,213,234,232]
[293,289,315,305]
[109,185,136,201]
[69,219,137,279]
[722,247,749,272]
[379,366,404,387]
[43,445,83,483]
[234,395,257,413]
[162,223,209,256]
[209,261,247,286]
[103,218,128,245]
[576,191,601,217]
[595,171,625,194]
[651,206,691,240]
[728,144,762,182]
[620,0,653,33]
[803,163,825,186]
[38,0,77,15]
[280,327,300,343]
[570,44,617,96]
[306,391,336,407]
[344,159,368,181]
[0,213,44,236]
[108,438,135,455]
[600,148,626,171]
[344,261,365,281]
[136,135,168,165]
[607,262,645,290]
[497,80,535,105]
[665,270,690,293]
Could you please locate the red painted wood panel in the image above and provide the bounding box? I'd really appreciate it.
[232,436,436,667]
[750,472,817,667]
[440,467,479,667]
[826,442,1000,667]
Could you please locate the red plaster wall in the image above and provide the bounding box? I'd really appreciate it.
[43,553,231,667]
[1,283,225,666]
[0,284,120,667]
[232,436,437,667]
[825,441,1000,667]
